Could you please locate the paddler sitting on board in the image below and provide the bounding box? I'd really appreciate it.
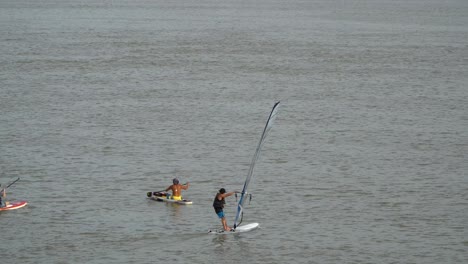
[165,178,189,201]
[213,188,239,231]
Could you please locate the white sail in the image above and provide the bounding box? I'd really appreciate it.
[233,101,280,229]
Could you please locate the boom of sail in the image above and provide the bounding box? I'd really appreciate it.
[233,101,280,229]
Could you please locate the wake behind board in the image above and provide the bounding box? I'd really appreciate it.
[147,192,192,205]
[0,201,28,211]
[209,222,259,234]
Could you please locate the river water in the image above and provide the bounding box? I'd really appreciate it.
[1,0,467,263]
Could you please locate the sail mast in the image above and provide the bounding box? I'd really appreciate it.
[233,101,280,229]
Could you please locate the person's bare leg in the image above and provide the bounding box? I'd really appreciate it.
[221,217,231,231]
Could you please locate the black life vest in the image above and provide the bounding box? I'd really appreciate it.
[213,193,225,212]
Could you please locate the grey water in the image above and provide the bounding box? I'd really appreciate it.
[1,0,467,263]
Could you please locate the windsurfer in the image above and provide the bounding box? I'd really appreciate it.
[213,188,238,231]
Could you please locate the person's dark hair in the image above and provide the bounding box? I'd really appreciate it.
[173,178,179,185]
[219,188,226,194]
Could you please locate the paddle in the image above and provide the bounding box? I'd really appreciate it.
[146,183,189,198]
[146,189,166,197]
[1,177,20,190]
[1,178,19,207]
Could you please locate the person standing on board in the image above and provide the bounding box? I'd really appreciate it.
[165,178,189,200]
[213,188,238,231]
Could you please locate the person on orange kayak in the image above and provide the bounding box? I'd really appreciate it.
[0,185,7,208]
[165,178,189,200]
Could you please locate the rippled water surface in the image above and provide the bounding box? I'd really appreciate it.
[1,0,467,263]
